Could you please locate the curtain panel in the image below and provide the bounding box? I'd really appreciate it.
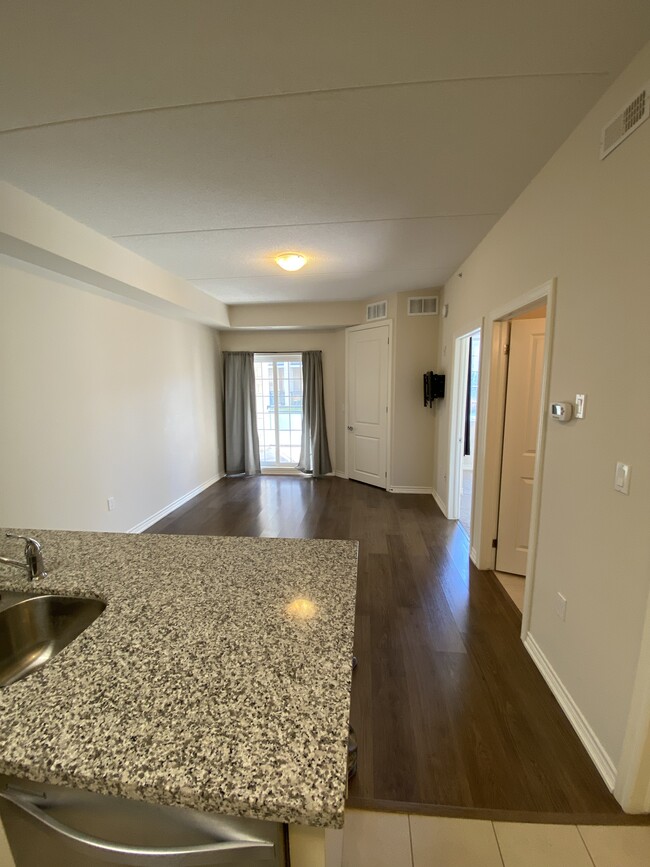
[223,352,261,476]
[298,350,332,477]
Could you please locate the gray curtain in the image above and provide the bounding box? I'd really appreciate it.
[224,352,261,476]
[298,351,332,477]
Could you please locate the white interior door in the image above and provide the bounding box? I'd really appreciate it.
[346,324,390,488]
[496,317,546,575]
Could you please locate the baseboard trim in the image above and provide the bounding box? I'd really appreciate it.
[432,488,448,517]
[128,474,224,534]
[335,471,349,479]
[389,486,433,495]
[524,633,617,791]
[470,546,478,565]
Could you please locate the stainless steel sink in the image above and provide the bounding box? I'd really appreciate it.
[0,591,106,686]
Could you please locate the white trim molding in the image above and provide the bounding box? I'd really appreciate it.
[335,471,349,480]
[128,474,223,533]
[525,633,617,791]
[432,489,449,517]
[389,486,433,495]
[615,582,650,812]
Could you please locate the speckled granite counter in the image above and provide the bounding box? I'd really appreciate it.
[0,530,358,829]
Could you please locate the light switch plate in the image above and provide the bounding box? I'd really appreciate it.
[614,462,630,495]
[575,393,586,419]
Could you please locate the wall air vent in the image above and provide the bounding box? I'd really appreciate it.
[366,300,388,321]
[600,83,649,159]
[408,296,438,316]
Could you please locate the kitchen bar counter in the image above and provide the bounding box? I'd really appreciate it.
[0,530,358,830]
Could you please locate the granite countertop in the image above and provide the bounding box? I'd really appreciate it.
[0,529,358,829]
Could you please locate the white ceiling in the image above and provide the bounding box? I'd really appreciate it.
[1,1,649,305]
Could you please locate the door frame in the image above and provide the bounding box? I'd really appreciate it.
[473,278,556,638]
[344,320,393,489]
[447,324,482,542]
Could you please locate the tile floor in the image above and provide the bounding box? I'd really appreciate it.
[1,810,649,866]
[341,810,650,867]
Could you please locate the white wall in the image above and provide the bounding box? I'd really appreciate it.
[0,263,222,532]
[391,289,440,491]
[433,41,650,775]
[220,330,345,473]
[228,301,363,329]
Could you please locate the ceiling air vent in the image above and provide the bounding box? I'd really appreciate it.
[600,83,649,159]
[408,296,438,316]
[366,300,387,321]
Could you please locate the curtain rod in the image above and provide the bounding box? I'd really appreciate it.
[224,350,309,355]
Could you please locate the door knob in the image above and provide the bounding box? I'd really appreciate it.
[347,425,354,431]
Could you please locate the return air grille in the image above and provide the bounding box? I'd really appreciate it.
[366,300,387,321]
[408,296,438,316]
[600,84,649,159]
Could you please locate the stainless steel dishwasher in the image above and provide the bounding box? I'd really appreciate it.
[0,776,288,866]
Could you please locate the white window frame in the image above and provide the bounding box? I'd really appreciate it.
[254,354,303,470]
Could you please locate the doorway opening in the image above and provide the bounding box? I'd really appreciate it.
[456,329,481,538]
[470,278,556,639]
[448,325,482,547]
[492,305,547,612]
[253,354,303,469]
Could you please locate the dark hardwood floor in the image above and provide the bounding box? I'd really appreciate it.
[149,475,632,822]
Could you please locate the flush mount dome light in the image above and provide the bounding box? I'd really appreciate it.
[275,252,306,272]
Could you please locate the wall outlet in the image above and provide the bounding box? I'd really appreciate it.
[555,592,567,621]
[107,497,116,511]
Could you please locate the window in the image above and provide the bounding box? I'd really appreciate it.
[254,354,303,468]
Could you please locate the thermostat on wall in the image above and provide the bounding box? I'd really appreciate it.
[551,402,573,422]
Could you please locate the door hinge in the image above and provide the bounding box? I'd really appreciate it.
[385,405,388,413]
[492,538,498,549]
[387,337,390,345]
[385,471,387,478]
[503,343,510,355]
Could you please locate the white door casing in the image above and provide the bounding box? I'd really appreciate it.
[496,317,546,575]
[346,323,390,489]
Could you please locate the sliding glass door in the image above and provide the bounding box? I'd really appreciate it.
[253,354,303,468]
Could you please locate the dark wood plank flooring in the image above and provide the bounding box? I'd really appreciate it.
[149,475,632,821]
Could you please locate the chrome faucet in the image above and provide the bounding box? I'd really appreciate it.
[0,533,48,581]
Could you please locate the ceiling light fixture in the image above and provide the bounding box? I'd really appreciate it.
[275,252,306,272]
